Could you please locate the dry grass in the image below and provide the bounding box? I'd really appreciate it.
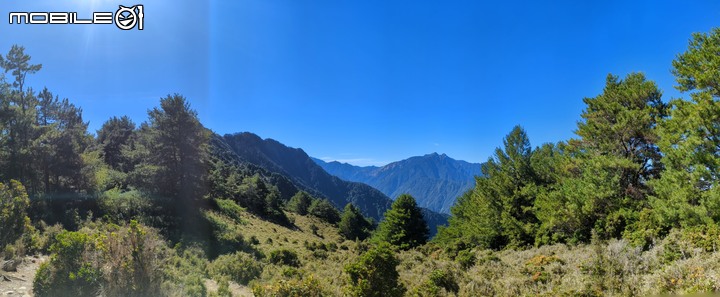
[220,211,361,296]
[210,205,720,297]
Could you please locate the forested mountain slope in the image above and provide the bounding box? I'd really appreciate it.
[220,132,448,234]
[313,153,481,214]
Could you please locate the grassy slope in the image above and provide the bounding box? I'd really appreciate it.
[213,201,720,296]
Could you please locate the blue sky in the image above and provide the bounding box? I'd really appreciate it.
[1,1,719,166]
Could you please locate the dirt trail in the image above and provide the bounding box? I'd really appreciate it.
[204,278,254,297]
[1,256,257,297]
[0,255,46,297]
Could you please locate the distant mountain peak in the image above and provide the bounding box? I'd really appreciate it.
[222,133,448,235]
[314,153,482,214]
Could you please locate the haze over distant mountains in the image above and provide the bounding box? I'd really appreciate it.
[313,153,482,214]
[218,132,449,235]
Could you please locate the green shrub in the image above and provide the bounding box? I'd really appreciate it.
[287,191,313,215]
[204,210,246,255]
[101,220,167,297]
[98,188,150,223]
[428,269,459,294]
[456,249,476,269]
[253,276,326,297]
[411,269,459,297]
[34,223,64,254]
[681,224,720,252]
[215,198,246,224]
[281,267,302,278]
[269,249,300,267]
[2,244,16,260]
[345,242,405,297]
[308,199,341,224]
[33,230,102,297]
[0,180,30,249]
[214,276,232,297]
[208,251,263,285]
[162,246,208,297]
[34,222,171,297]
[312,249,328,259]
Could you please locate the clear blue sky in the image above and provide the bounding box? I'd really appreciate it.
[2,1,719,166]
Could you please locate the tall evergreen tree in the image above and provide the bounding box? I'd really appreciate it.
[436,126,538,250]
[338,203,372,240]
[132,94,209,201]
[536,73,666,243]
[0,45,42,93]
[574,73,665,199]
[0,47,90,195]
[373,194,428,250]
[97,116,136,171]
[647,27,720,234]
[287,190,313,215]
[308,198,341,224]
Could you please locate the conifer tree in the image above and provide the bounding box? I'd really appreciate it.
[339,203,371,240]
[373,194,428,250]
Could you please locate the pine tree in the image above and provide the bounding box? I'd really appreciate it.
[338,203,371,240]
[97,116,136,171]
[436,126,538,249]
[536,73,666,243]
[647,27,720,234]
[287,191,312,215]
[373,194,428,250]
[133,94,209,201]
[308,198,340,224]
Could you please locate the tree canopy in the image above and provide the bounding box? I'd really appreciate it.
[373,194,429,250]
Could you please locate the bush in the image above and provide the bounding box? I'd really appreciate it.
[215,198,246,224]
[98,188,150,223]
[100,220,167,297]
[312,249,328,259]
[253,276,326,297]
[33,230,102,297]
[0,180,30,249]
[162,246,208,297]
[680,224,720,253]
[203,209,246,256]
[345,242,405,297]
[210,276,233,297]
[34,222,64,254]
[34,221,171,297]
[287,191,313,215]
[412,268,460,297]
[456,249,476,269]
[308,199,341,224]
[524,254,564,283]
[269,249,300,267]
[427,269,459,294]
[208,251,263,285]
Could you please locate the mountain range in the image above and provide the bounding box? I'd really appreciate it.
[312,153,482,214]
[215,132,449,235]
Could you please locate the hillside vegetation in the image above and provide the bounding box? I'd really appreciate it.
[313,153,481,214]
[2,26,720,297]
[220,132,449,235]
